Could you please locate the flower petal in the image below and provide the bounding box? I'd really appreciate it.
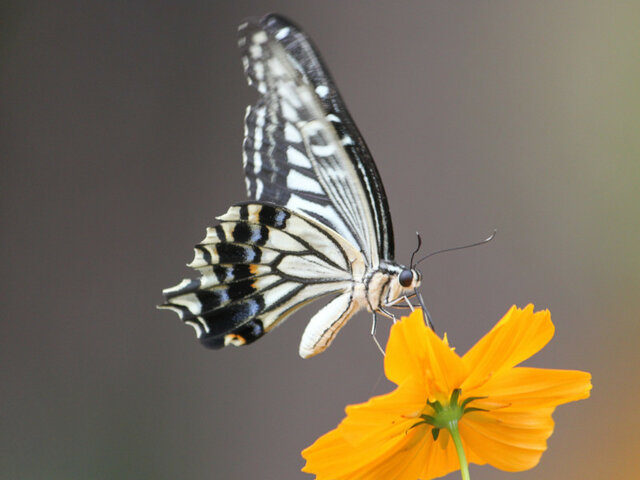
[458,367,591,471]
[462,305,554,390]
[418,429,468,480]
[460,409,554,471]
[471,367,592,409]
[301,422,427,480]
[384,309,430,385]
[340,376,427,446]
[385,309,468,395]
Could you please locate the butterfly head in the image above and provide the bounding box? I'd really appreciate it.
[398,268,417,288]
[387,233,423,299]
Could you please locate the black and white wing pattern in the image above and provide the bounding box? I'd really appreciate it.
[160,14,421,358]
[160,202,367,357]
[239,14,394,265]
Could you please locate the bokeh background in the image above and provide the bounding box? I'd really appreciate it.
[2,1,638,479]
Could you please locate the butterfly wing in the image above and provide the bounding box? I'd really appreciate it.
[160,203,365,357]
[160,15,400,357]
[239,14,395,265]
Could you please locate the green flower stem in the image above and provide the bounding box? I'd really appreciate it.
[447,419,470,480]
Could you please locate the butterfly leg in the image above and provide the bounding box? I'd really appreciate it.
[370,313,385,356]
[378,306,398,324]
[413,288,435,331]
[384,294,420,310]
[383,293,435,330]
[402,295,415,312]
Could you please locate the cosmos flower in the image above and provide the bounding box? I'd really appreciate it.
[302,305,592,480]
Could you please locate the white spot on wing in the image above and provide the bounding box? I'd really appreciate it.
[188,246,218,268]
[341,135,354,146]
[275,27,291,40]
[203,227,219,244]
[280,100,299,122]
[255,178,264,198]
[261,282,302,310]
[171,293,202,315]
[315,85,329,98]
[162,278,193,296]
[252,108,264,168]
[310,143,336,156]
[253,153,262,173]
[284,123,302,142]
[254,62,264,81]
[253,31,268,43]
[286,169,325,195]
[286,146,312,168]
[249,44,262,59]
[326,113,341,123]
[267,57,287,77]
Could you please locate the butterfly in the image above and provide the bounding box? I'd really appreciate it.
[159,14,424,358]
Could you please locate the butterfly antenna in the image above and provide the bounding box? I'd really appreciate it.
[415,229,496,266]
[410,232,422,268]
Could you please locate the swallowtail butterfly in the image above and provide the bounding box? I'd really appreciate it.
[160,14,424,358]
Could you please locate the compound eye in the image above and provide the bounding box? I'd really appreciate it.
[399,269,413,288]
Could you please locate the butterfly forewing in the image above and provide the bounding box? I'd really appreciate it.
[239,15,394,265]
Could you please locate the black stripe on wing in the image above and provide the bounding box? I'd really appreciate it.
[238,14,395,262]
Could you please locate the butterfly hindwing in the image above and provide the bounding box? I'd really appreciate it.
[160,203,364,352]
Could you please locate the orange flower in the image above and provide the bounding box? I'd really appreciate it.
[302,305,592,480]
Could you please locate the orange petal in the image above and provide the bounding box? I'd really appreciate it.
[302,422,428,480]
[418,430,467,480]
[462,305,554,390]
[376,429,435,480]
[459,409,554,471]
[340,377,427,446]
[384,309,430,385]
[471,367,592,410]
[385,309,468,394]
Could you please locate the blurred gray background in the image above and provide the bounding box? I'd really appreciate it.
[2,1,638,479]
